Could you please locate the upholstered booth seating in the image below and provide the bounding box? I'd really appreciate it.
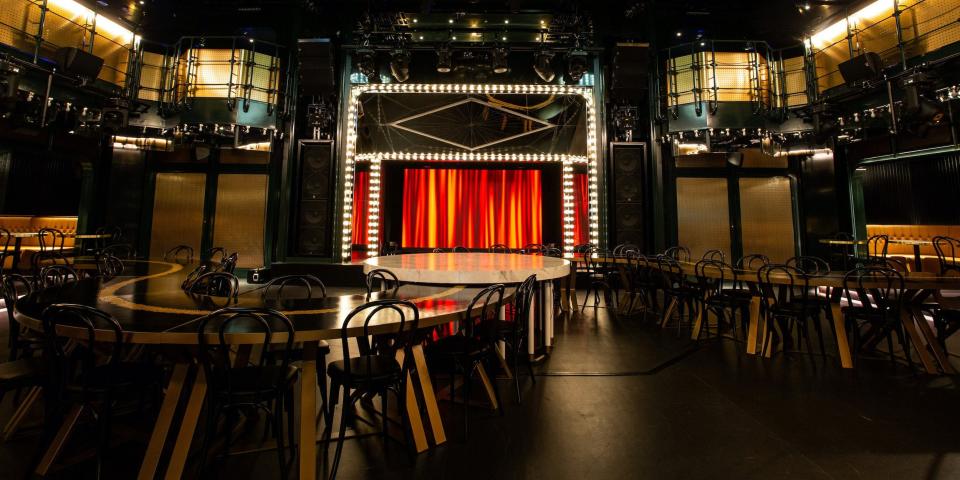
[0,216,78,269]
[866,224,960,258]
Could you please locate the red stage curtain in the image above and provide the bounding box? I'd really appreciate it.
[402,168,542,249]
[351,169,370,247]
[573,173,589,245]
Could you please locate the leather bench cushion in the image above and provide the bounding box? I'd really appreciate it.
[865,224,960,256]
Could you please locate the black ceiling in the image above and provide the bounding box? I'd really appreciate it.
[89,0,857,48]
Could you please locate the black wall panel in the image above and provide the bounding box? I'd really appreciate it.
[862,153,960,225]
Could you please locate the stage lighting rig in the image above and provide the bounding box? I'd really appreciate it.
[389,48,411,82]
[533,49,555,83]
[0,56,21,115]
[437,44,453,73]
[566,49,589,83]
[901,71,944,136]
[491,46,509,74]
[354,48,378,82]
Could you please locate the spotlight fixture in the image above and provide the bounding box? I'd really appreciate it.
[437,45,453,73]
[389,49,410,83]
[354,48,378,82]
[533,50,555,82]
[566,49,589,83]
[491,46,509,74]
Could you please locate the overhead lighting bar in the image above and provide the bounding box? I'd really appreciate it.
[355,153,588,163]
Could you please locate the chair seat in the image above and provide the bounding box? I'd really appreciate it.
[721,288,753,298]
[327,356,402,386]
[0,357,44,388]
[426,335,491,358]
[707,293,752,307]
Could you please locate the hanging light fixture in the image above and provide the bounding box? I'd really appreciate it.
[436,44,453,73]
[533,50,555,82]
[390,48,411,82]
[491,46,509,74]
[354,48,378,82]
[566,48,589,83]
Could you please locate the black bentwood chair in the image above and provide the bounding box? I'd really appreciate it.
[841,267,912,369]
[756,264,828,361]
[489,244,510,254]
[195,307,299,479]
[188,271,240,302]
[163,245,195,264]
[36,264,79,289]
[693,259,752,343]
[38,304,163,479]
[203,247,227,264]
[581,247,616,311]
[365,268,401,299]
[657,255,700,334]
[0,273,45,442]
[325,299,420,480]
[261,274,333,424]
[3,273,38,361]
[0,227,11,275]
[427,284,506,440]
[496,275,537,403]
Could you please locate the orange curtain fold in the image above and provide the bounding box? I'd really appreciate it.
[350,169,370,246]
[401,168,543,249]
[573,173,589,246]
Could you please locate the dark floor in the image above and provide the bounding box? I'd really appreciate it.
[3,293,960,480]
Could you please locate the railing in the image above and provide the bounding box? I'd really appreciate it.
[806,0,960,95]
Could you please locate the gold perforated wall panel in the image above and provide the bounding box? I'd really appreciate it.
[739,177,796,263]
[137,51,164,101]
[0,0,41,52]
[149,173,205,259]
[676,178,731,260]
[212,174,267,269]
[781,56,808,107]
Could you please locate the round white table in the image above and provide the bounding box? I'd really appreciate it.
[364,252,571,356]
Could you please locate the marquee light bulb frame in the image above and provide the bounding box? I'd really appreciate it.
[339,83,601,260]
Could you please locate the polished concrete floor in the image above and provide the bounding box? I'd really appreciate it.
[3,293,960,479]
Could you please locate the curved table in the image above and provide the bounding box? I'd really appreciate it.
[364,253,571,356]
[14,260,487,479]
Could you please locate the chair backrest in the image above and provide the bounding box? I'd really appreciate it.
[489,244,510,254]
[701,249,726,263]
[164,245,194,263]
[462,284,505,341]
[188,271,240,301]
[196,307,295,396]
[785,256,830,276]
[612,243,639,257]
[181,263,209,291]
[204,247,227,263]
[96,254,124,281]
[842,267,904,315]
[220,252,239,274]
[41,304,124,398]
[452,246,468,253]
[94,226,123,252]
[867,234,889,258]
[507,275,537,340]
[694,259,730,297]
[933,236,960,275]
[522,244,546,255]
[573,244,594,256]
[365,268,400,299]
[656,255,686,290]
[38,227,66,253]
[757,263,809,310]
[262,274,326,301]
[338,299,420,377]
[31,250,72,276]
[543,246,563,257]
[2,273,32,360]
[432,248,447,253]
[38,264,79,288]
[736,254,770,271]
[663,246,691,262]
[101,243,136,259]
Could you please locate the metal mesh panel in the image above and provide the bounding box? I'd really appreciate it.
[40,1,90,53]
[901,0,960,57]
[212,174,267,269]
[782,56,808,107]
[0,0,41,53]
[676,177,731,260]
[739,176,796,263]
[138,51,164,101]
[149,172,205,259]
[92,32,130,86]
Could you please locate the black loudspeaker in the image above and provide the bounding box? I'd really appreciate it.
[838,52,882,85]
[610,142,648,248]
[610,43,650,100]
[298,38,335,96]
[296,141,333,255]
[54,47,104,81]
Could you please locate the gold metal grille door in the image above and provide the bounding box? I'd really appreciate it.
[149,173,205,259]
[212,174,268,269]
[739,177,796,263]
[676,177,731,260]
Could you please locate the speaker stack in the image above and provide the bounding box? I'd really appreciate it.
[296,141,333,256]
[298,38,335,96]
[54,47,104,82]
[610,43,650,100]
[610,142,648,249]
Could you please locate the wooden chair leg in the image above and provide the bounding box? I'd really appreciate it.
[35,405,84,476]
[2,386,41,442]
